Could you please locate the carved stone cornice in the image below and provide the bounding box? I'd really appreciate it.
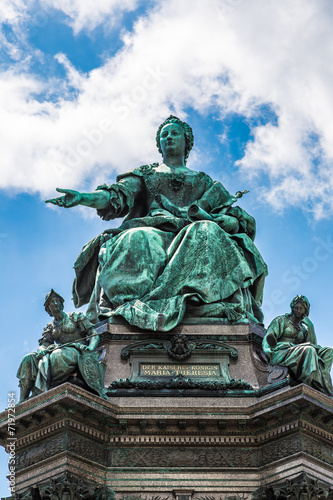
[109,434,259,445]
[1,383,332,453]
[14,417,109,448]
[252,472,333,500]
[14,472,115,499]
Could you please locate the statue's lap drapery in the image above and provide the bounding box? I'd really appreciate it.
[73,166,267,331]
[17,345,81,394]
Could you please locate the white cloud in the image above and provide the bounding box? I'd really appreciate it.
[0,0,30,61]
[1,0,333,218]
[0,0,26,24]
[41,0,141,33]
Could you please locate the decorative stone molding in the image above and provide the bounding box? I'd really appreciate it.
[109,446,257,468]
[15,472,115,499]
[119,497,169,500]
[252,472,333,500]
[15,432,108,471]
[109,374,252,392]
[120,336,238,362]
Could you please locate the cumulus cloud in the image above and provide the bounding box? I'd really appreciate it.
[40,0,141,33]
[0,0,26,23]
[0,0,29,61]
[1,0,333,218]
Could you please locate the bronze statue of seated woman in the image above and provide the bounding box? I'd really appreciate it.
[262,295,333,396]
[17,290,108,403]
[46,116,268,331]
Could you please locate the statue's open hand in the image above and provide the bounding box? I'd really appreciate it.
[36,345,56,358]
[77,343,90,351]
[224,307,243,323]
[45,188,83,208]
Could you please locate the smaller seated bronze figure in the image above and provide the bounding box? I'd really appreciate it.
[17,290,108,403]
[262,295,333,396]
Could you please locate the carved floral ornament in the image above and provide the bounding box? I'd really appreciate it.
[18,473,329,500]
[120,334,238,361]
[15,472,115,499]
[252,472,333,500]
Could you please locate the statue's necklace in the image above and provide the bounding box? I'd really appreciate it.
[140,164,186,204]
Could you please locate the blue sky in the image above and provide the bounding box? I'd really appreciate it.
[1,0,333,494]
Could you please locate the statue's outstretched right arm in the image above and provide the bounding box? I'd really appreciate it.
[45,188,110,210]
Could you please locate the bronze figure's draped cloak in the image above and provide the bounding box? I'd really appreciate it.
[16,311,108,400]
[72,164,268,331]
[262,313,333,395]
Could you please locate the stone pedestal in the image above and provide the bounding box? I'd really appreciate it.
[1,321,333,498]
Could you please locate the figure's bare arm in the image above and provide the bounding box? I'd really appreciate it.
[87,329,100,351]
[45,188,110,210]
[75,331,99,351]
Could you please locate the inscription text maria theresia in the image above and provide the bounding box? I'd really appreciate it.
[140,364,220,377]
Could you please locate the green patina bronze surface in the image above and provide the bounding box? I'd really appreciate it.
[262,295,333,395]
[46,116,268,331]
[16,289,108,403]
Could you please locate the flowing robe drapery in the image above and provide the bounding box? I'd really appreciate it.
[17,313,98,394]
[72,165,268,331]
[262,314,333,395]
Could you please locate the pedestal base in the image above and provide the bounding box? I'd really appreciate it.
[1,322,332,498]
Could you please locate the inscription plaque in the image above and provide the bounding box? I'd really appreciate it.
[140,363,220,377]
[124,342,236,384]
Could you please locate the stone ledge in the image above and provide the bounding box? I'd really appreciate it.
[97,320,266,338]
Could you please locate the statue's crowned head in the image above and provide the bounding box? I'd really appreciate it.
[156,115,194,163]
[290,295,310,317]
[44,289,65,316]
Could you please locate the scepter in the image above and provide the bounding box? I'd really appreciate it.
[38,331,104,355]
[188,189,249,221]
